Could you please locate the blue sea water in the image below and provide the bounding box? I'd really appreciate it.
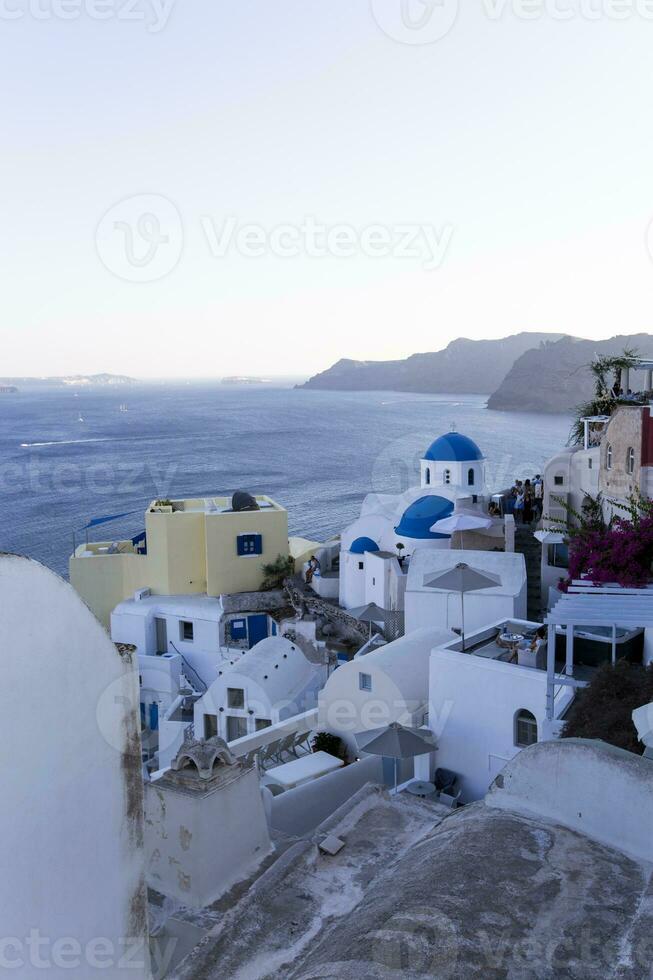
[0,383,572,579]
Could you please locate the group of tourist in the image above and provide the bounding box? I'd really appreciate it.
[509,475,543,525]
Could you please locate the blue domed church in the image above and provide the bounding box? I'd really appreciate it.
[338,430,489,610]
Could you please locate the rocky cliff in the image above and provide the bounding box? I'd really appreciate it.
[487,334,653,412]
[298,333,564,395]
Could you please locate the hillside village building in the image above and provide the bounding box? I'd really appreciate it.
[70,492,290,627]
[540,404,653,605]
[338,431,505,613]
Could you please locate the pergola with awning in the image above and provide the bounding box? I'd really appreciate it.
[545,585,653,720]
[623,357,653,392]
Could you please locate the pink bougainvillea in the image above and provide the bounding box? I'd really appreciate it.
[561,513,653,590]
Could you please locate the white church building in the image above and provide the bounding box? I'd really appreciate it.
[339,431,491,611]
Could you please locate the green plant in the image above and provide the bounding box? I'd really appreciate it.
[311,731,346,760]
[562,661,653,755]
[260,553,296,591]
[568,347,640,446]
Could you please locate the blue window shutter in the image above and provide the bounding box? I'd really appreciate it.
[237,533,263,556]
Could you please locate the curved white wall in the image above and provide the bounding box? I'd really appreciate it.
[0,556,149,978]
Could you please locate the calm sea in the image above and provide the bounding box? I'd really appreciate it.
[0,383,572,578]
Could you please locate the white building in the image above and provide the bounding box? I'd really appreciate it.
[338,431,495,611]
[145,737,271,908]
[404,549,527,636]
[427,619,558,803]
[318,627,455,756]
[0,555,149,978]
[195,636,328,743]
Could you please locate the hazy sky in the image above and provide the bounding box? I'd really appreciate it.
[3,0,653,378]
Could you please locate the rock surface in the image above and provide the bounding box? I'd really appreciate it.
[487,333,653,413]
[173,787,653,980]
[298,333,564,396]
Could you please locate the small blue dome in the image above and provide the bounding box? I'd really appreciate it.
[350,536,380,555]
[424,432,484,462]
[394,496,454,540]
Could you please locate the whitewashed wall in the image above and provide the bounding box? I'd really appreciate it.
[0,556,149,978]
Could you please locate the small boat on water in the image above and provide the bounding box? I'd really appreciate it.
[119,404,128,413]
[78,413,84,423]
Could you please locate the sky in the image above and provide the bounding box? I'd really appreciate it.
[2,0,653,378]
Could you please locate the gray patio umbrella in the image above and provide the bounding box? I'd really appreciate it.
[348,602,386,640]
[423,562,501,652]
[354,722,436,795]
[430,513,492,551]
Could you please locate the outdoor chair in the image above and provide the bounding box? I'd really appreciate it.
[434,768,457,796]
[292,731,312,756]
[239,748,260,770]
[439,787,462,809]
[258,741,280,769]
[517,641,547,670]
[271,734,297,761]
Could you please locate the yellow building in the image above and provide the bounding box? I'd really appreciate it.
[70,494,289,627]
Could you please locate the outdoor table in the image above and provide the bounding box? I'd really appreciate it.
[405,780,436,798]
[498,632,523,649]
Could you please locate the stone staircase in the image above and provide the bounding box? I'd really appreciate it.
[515,524,543,622]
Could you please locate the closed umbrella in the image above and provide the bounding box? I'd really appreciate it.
[348,602,386,640]
[430,512,492,550]
[355,722,436,794]
[423,562,501,652]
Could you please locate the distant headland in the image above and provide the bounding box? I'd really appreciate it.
[298,332,653,413]
[0,373,135,388]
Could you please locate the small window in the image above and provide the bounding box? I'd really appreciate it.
[443,469,451,485]
[588,458,593,469]
[554,474,564,487]
[237,533,263,556]
[468,467,475,486]
[547,543,569,569]
[359,672,372,692]
[515,709,538,748]
[226,716,248,741]
[358,561,364,571]
[606,444,612,470]
[204,713,218,739]
[425,469,431,485]
[227,687,245,709]
[255,718,272,731]
[180,620,194,642]
[627,447,635,475]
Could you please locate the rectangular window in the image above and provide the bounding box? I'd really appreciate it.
[237,533,263,556]
[554,475,564,486]
[203,713,218,739]
[227,687,245,709]
[180,620,194,642]
[255,718,272,731]
[359,672,372,692]
[547,543,569,569]
[226,715,248,741]
[358,562,364,571]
